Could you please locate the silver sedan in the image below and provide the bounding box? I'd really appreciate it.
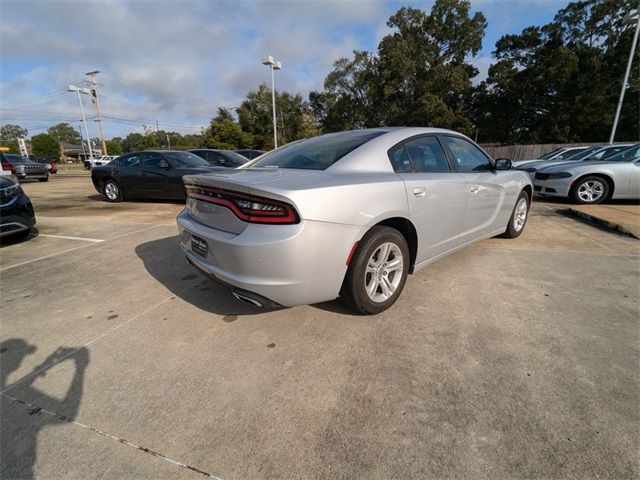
[533,144,640,204]
[177,128,532,314]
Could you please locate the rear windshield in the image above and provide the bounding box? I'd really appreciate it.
[163,151,210,168]
[250,130,386,170]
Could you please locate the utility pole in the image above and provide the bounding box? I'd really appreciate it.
[610,7,640,143]
[85,70,108,154]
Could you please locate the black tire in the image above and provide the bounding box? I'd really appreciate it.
[570,175,610,204]
[501,190,530,239]
[340,226,410,315]
[38,177,49,182]
[103,179,123,202]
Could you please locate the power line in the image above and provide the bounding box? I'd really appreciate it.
[0,90,67,108]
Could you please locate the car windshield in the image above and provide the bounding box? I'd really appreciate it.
[562,146,599,161]
[250,130,386,170]
[539,148,564,160]
[163,151,210,168]
[5,154,31,164]
[603,144,640,162]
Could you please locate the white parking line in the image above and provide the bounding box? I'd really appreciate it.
[0,225,161,272]
[39,234,105,243]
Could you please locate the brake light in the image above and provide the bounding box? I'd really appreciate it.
[186,185,299,224]
[1,161,15,174]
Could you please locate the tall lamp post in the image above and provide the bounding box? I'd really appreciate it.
[261,55,282,149]
[67,84,94,160]
[609,8,640,144]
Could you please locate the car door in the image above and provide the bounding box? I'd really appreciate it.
[113,153,142,196]
[625,159,640,197]
[391,135,468,262]
[139,152,176,198]
[440,135,507,243]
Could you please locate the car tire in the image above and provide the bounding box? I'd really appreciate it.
[340,226,410,315]
[38,177,49,182]
[501,190,530,239]
[103,179,123,202]
[571,176,610,204]
[15,229,30,240]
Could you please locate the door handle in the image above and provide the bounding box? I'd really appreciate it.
[470,185,480,193]
[413,187,426,197]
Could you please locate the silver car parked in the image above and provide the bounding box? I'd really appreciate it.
[177,128,532,314]
[533,144,640,204]
[516,144,632,179]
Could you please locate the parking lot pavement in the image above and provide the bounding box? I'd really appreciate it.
[2,177,639,479]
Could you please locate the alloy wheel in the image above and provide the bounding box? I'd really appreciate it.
[514,197,528,232]
[105,182,119,201]
[364,242,404,303]
[577,180,604,203]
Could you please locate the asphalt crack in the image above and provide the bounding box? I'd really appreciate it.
[2,393,223,479]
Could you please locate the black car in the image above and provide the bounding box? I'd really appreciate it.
[234,149,266,160]
[2,154,49,182]
[189,149,250,167]
[91,150,224,202]
[0,177,36,241]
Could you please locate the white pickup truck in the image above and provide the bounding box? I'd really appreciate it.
[84,155,118,170]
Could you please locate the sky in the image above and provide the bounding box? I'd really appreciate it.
[0,0,569,140]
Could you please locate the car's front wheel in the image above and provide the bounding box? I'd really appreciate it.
[571,176,609,204]
[103,179,123,202]
[501,190,530,238]
[341,226,410,315]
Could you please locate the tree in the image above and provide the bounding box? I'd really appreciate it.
[47,123,81,144]
[0,124,27,153]
[0,124,28,140]
[31,134,59,159]
[121,132,145,152]
[105,139,123,155]
[310,1,487,134]
[473,0,639,143]
[237,84,318,149]
[203,108,253,149]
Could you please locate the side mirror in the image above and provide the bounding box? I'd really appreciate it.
[494,158,512,170]
[159,160,170,169]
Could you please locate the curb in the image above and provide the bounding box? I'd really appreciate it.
[567,208,640,240]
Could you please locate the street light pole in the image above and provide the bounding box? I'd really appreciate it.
[609,8,640,144]
[262,55,282,149]
[68,85,94,160]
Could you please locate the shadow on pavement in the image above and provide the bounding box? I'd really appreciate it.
[0,339,89,480]
[0,227,39,248]
[135,235,267,316]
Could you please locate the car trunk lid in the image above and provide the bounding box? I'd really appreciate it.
[183,168,316,234]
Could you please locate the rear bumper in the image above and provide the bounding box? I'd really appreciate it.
[176,208,365,307]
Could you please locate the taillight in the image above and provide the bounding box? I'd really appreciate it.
[1,162,15,174]
[186,185,299,224]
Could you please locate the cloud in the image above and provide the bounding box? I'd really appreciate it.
[0,0,386,136]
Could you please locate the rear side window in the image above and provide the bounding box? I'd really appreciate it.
[389,136,450,173]
[121,154,140,167]
[250,130,385,170]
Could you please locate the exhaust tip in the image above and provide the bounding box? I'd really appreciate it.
[232,292,263,307]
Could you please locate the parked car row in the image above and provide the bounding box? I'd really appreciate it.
[515,143,640,204]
